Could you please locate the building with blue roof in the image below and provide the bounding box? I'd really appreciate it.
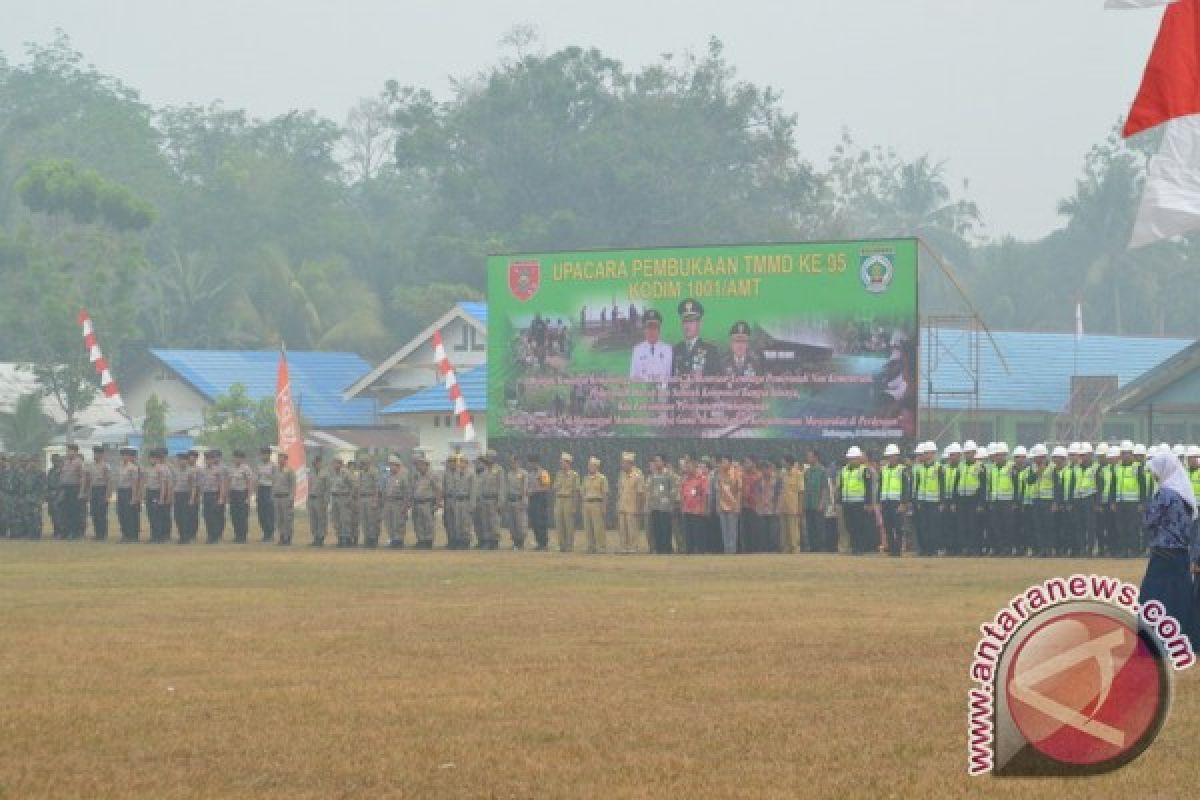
[922,326,1194,445]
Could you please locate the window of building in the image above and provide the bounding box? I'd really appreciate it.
[433,415,441,428]
[1103,422,1135,442]
[445,415,454,428]
[960,421,994,445]
[1153,423,1187,445]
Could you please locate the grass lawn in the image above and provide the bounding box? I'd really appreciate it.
[0,538,1192,799]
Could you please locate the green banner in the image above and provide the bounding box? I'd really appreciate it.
[487,239,918,441]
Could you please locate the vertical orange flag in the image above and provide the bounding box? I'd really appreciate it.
[276,347,309,507]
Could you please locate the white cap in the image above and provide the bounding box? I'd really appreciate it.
[944,442,962,456]
[1052,445,1068,458]
[924,441,937,453]
[1095,442,1109,456]
[1012,445,1027,457]
[1173,444,1187,456]
[1067,442,1081,456]
[992,442,1010,455]
[1120,440,1134,452]
[1080,442,1093,454]
[1030,444,1048,457]
[845,446,863,459]
[1134,444,1147,456]
[884,444,900,456]
[963,439,978,452]
[1188,445,1200,458]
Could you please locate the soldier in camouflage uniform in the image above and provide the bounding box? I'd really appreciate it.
[443,454,476,550]
[20,456,46,538]
[356,457,382,548]
[330,457,356,547]
[409,451,440,549]
[0,455,10,539]
[46,454,63,539]
[307,455,330,547]
[383,455,410,548]
[476,450,505,550]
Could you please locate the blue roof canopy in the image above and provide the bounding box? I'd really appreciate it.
[151,350,377,428]
[920,329,1193,413]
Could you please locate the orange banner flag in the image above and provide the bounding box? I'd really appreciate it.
[276,347,309,507]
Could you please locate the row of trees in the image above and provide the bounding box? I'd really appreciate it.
[0,31,1191,435]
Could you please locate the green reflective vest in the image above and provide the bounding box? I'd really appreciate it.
[841,466,866,503]
[989,463,1015,501]
[1074,464,1098,498]
[1115,464,1142,503]
[880,465,905,501]
[1037,465,1057,501]
[916,462,942,503]
[958,462,982,497]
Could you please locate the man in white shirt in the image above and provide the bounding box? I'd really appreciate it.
[629,309,673,382]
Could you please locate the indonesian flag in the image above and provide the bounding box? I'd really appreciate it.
[1123,0,1200,138]
[275,347,309,507]
[1120,0,1200,246]
[78,309,128,418]
[432,330,476,442]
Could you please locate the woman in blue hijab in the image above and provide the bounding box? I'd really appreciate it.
[1139,452,1198,645]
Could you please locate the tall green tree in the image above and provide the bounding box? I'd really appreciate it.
[0,391,55,454]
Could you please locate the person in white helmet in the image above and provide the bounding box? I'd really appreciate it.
[912,442,945,556]
[1010,446,1031,555]
[1024,445,1061,557]
[954,442,988,556]
[836,446,877,554]
[987,443,1019,556]
[1107,441,1146,558]
[878,444,910,557]
[1069,443,1099,557]
[942,443,963,554]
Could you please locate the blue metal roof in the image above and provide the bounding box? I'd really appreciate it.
[921,328,1193,412]
[459,302,487,326]
[151,350,377,428]
[382,366,487,414]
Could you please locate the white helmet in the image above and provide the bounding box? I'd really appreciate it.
[944,442,962,457]
[1134,444,1148,456]
[1188,445,1200,458]
[963,439,978,453]
[1080,442,1094,455]
[974,447,988,459]
[1052,445,1068,459]
[845,446,863,459]
[1030,444,1048,458]
[1012,445,1028,457]
[1173,444,1187,457]
[1095,442,1109,456]
[884,444,900,456]
[1067,442,1081,456]
[993,442,1010,455]
[1119,440,1135,453]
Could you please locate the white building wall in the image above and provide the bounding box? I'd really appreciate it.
[123,371,210,421]
[392,412,487,464]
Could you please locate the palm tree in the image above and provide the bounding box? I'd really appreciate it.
[0,391,56,454]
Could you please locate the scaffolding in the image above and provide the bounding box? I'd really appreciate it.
[923,315,982,442]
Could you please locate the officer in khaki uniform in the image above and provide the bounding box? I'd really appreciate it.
[409,450,440,549]
[443,454,476,550]
[383,455,410,548]
[273,452,297,545]
[779,456,805,553]
[616,452,645,553]
[505,455,529,550]
[356,457,382,548]
[308,455,330,546]
[582,456,609,554]
[331,456,356,547]
[553,453,580,552]
[476,450,505,550]
[82,445,113,540]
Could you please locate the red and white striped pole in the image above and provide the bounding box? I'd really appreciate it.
[432,330,475,442]
[79,309,128,418]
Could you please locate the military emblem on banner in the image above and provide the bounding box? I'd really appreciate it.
[508,260,541,302]
[859,248,895,294]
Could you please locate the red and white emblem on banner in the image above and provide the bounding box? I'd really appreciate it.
[508,260,540,302]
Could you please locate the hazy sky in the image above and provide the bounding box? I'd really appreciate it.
[0,0,1164,240]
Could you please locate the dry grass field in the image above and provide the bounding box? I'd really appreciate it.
[0,532,1195,799]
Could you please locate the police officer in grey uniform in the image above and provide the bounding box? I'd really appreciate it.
[83,445,113,540]
[409,451,440,549]
[505,455,529,550]
[255,447,278,542]
[308,455,330,546]
[383,455,410,548]
[443,454,476,549]
[476,449,505,550]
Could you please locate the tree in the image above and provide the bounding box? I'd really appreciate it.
[197,383,302,457]
[143,393,168,452]
[392,282,484,331]
[0,392,55,454]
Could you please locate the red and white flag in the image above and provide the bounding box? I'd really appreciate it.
[432,330,476,442]
[275,347,309,507]
[1122,0,1200,138]
[1119,0,1200,246]
[78,309,128,418]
